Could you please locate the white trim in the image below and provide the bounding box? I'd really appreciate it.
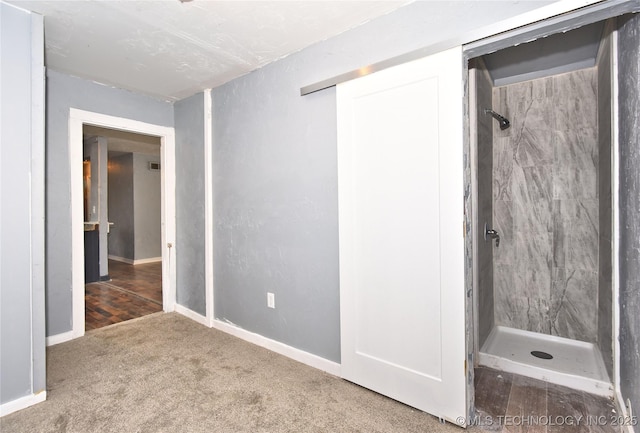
[204,89,214,328]
[0,392,46,417]
[108,255,134,264]
[175,304,209,327]
[69,109,176,341]
[609,22,631,433]
[133,257,162,265]
[45,330,76,347]
[30,10,46,399]
[213,319,341,377]
[69,113,86,341]
[108,255,163,265]
[159,129,177,314]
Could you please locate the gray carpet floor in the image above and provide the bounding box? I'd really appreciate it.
[1,313,461,433]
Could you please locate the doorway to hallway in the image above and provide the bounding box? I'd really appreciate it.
[82,124,165,331]
[69,108,176,340]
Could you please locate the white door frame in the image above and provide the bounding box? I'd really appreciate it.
[204,89,215,327]
[69,108,176,339]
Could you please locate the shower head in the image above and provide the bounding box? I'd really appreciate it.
[484,109,510,130]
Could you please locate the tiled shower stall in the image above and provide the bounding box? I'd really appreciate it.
[472,21,614,395]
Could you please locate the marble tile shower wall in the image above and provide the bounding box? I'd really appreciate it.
[475,60,495,348]
[492,68,599,343]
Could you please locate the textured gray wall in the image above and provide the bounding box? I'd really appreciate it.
[212,1,556,362]
[107,153,135,260]
[492,69,599,343]
[617,12,640,423]
[474,59,495,349]
[1,2,46,404]
[133,153,162,260]
[596,25,613,379]
[174,93,206,315]
[46,69,173,336]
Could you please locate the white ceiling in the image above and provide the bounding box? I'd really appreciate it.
[9,0,412,101]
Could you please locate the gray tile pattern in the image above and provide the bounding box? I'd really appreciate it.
[597,23,613,379]
[617,12,640,421]
[474,59,495,349]
[492,68,600,343]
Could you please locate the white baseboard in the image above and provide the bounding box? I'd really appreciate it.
[108,255,162,265]
[46,329,76,346]
[213,319,341,377]
[175,304,209,327]
[133,257,162,265]
[108,255,134,264]
[0,391,46,417]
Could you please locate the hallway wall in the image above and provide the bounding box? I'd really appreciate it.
[492,68,599,343]
[132,153,162,261]
[107,153,135,260]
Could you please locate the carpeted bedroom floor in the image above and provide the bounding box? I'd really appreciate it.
[1,312,460,433]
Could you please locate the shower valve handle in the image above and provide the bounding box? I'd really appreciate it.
[484,225,500,248]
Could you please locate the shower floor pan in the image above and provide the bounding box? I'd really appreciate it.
[479,326,612,397]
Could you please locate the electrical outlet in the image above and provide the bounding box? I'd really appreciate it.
[267,292,275,309]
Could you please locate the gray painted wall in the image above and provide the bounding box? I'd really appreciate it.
[212,1,556,362]
[474,59,495,349]
[492,69,600,343]
[596,23,613,379]
[107,152,161,262]
[617,12,640,423]
[133,153,162,260]
[108,153,135,260]
[174,93,206,315]
[1,1,46,404]
[46,69,173,336]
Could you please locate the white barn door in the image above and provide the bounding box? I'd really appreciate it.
[337,46,467,425]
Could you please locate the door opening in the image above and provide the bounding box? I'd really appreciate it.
[69,109,176,339]
[82,126,164,330]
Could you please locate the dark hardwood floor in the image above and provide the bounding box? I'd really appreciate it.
[473,367,624,432]
[85,259,162,330]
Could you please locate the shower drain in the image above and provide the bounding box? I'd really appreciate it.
[531,350,553,360]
